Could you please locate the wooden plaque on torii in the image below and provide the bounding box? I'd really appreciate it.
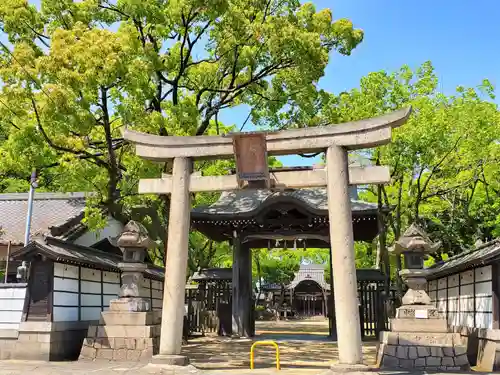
[231,132,270,189]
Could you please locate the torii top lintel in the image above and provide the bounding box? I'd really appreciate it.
[123,107,411,161]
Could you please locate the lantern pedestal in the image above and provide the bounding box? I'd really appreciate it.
[376,270,470,371]
[79,299,161,361]
[79,221,161,362]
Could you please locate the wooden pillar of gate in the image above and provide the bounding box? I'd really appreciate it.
[232,238,253,337]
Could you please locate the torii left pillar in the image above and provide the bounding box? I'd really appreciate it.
[154,157,191,366]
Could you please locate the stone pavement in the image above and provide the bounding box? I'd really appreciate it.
[0,320,491,374]
[0,360,491,375]
[181,319,377,371]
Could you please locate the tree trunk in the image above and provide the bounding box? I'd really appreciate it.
[254,251,263,308]
[377,185,390,296]
[277,284,286,320]
[394,176,405,298]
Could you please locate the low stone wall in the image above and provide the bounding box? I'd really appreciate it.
[377,331,470,371]
[476,329,500,371]
[449,325,481,365]
[0,321,92,360]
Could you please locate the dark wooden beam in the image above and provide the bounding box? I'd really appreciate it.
[492,263,499,329]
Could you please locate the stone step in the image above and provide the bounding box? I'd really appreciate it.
[86,324,161,338]
[99,311,161,326]
[82,337,159,351]
[379,331,464,347]
[390,318,448,333]
[79,345,157,361]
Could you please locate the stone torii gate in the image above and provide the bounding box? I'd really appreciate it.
[123,107,411,366]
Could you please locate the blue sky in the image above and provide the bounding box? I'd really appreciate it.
[315,0,500,95]
[18,1,500,167]
[237,0,500,166]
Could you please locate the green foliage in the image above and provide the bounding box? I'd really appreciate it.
[0,0,363,205]
[255,248,301,286]
[253,245,372,287]
[324,242,375,283]
[0,0,363,268]
[317,61,500,268]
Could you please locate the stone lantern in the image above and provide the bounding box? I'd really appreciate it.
[80,220,161,362]
[390,223,441,306]
[376,223,470,371]
[116,220,154,311]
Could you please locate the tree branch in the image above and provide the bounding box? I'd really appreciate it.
[31,97,110,170]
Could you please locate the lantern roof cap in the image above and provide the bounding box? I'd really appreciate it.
[391,223,441,255]
[116,220,153,249]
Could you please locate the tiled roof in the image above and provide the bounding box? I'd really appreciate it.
[261,267,387,291]
[191,268,232,281]
[288,263,330,290]
[0,192,87,245]
[12,236,164,280]
[191,188,378,218]
[298,263,325,270]
[261,283,282,290]
[426,239,500,279]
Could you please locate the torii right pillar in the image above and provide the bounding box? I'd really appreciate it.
[326,146,363,365]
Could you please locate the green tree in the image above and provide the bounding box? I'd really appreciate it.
[255,248,299,307]
[314,62,500,282]
[0,0,363,216]
[0,0,363,267]
[324,242,375,284]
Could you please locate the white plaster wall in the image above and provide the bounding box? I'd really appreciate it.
[0,285,27,330]
[81,280,101,294]
[53,263,120,322]
[103,282,120,295]
[72,216,124,247]
[150,279,163,311]
[52,263,164,320]
[103,271,120,284]
[101,270,120,312]
[81,307,102,321]
[430,265,493,329]
[53,273,80,322]
[53,277,78,293]
[103,294,115,306]
[53,306,79,322]
[54,263,79,278]
[152,299,162,310]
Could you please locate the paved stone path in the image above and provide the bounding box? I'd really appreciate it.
[0,320,491,374]
[181,320,377,371]
[0,360,489,375]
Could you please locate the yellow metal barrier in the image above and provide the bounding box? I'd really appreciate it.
[250,340,280,370]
